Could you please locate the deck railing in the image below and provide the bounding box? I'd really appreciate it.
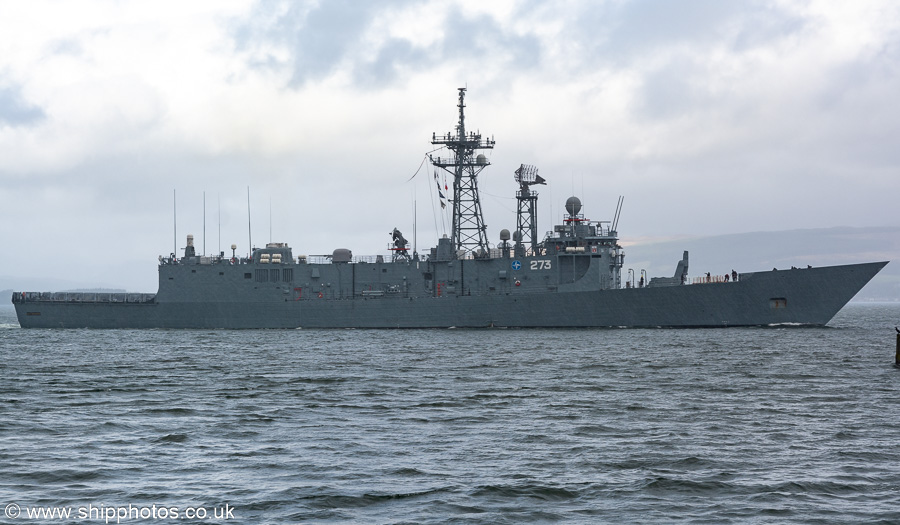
[12,292,157,304]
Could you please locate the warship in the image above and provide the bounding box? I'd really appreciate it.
[12,88,888,329]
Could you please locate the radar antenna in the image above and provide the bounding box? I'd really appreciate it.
[429,88,495,257]
[514,164,546,257]
[390,228,410,262]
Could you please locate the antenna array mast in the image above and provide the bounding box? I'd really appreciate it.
[430,88,495,257]
[514,164,546,257]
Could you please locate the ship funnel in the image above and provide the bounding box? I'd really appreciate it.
[186,234,194,247]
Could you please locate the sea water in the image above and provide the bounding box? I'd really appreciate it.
[1,303,899,523]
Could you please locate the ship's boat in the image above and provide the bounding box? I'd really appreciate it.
[12,89,888,328]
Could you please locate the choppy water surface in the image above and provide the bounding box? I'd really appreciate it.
[2,304,900,523]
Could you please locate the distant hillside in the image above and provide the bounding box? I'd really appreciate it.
[625,226,899,301]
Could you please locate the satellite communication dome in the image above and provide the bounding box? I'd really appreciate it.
[512,230,523,242]
[499,229,510,241]
[476,154,487,165]
[565,196,582,217]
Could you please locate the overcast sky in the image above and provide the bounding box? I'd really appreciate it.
[1,0,898,291]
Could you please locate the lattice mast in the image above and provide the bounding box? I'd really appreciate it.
[514,164,546,257]
[430,88,495,256]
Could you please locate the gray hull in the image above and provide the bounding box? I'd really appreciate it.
[13,261,887,329]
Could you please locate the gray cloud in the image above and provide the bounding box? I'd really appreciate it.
[47,37,85,57]
[355,5,542,86]
[234,1,542,88]
[731,7,807,52]
[637,57,705,119]
[353,38,429,87]
[610,0,752,50]
[564,0,806,69]
[438,5,542,67]
[234,0,410,86]
[0,84,45,127]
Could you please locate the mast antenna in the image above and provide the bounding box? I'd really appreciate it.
[217,193,221,255]
[173,189,176,257]
[429,88,495,257]
[247,186,252,258]
[612,196,624,232]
